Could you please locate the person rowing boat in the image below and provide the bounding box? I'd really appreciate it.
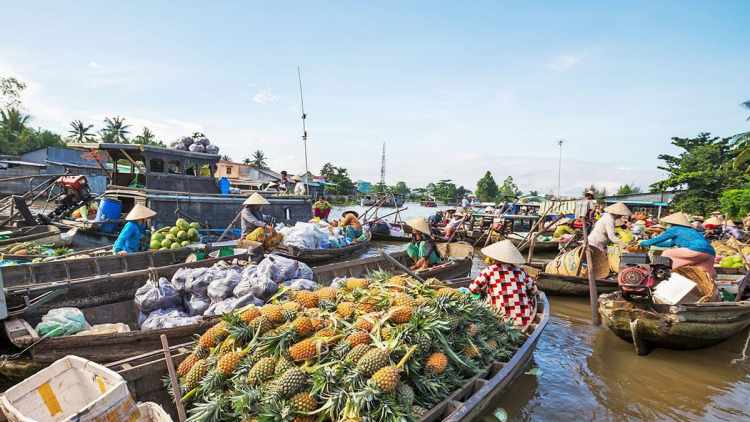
[405,217,440,270]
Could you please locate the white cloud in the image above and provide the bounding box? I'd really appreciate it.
[546,54,582,73]
[87,61,105,70]
[253,90,280,106]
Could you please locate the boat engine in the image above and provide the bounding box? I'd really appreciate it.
[37,175,94,224]
[617,254,673,301]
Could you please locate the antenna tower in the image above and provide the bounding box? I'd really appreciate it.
[380,142,386,186]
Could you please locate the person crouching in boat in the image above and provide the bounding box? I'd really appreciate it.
[639,212,716,275]
[553,217,575,239]
[313,195,332,221]
[113,204,155,256]
[443,212,464,240]
[334,210,363,239]
[588,202,632,252]
[470,240,538,327]
[241,193,281,251]
[405,218,440,270]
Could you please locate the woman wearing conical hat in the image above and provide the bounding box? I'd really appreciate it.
[113,204,156,256]
[639,212,716,275]
[405,218,440,270]
[588,202,633,252]
[725,219,742,239]
[470,240,538,327]
[241,192,276,237]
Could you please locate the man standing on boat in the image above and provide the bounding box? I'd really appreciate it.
[469,240,538,327]
[278,171,290,194]
[588,202,632,252]
[574,191,597,225]
[114,204,156,256]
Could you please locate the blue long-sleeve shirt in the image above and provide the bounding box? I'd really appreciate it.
[113,221,146,254]
[640,226,715,255]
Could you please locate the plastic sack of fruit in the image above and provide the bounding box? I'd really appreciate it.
[134,277,183,313]
[208,269,243,303]
[256,254,299,283]
[36,308,89,338]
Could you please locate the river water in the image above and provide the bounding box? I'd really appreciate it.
[332,204,750,422]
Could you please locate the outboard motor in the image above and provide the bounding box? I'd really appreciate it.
[37,175,94,224]
[617,253,673,301]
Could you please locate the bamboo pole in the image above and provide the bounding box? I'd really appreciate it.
[581,216,601,325]
[160,335,187,422]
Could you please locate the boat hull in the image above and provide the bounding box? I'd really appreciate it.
[274,233,372,265]
[599,293,750,355]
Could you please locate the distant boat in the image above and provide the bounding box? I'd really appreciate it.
[360,193,404,208]
[420,198,437,207]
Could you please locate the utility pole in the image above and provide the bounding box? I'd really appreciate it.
[298,67,310,195]
[380,142,386,187]
[557,139,564,198]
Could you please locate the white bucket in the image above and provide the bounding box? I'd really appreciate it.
[136,403,173,422]
[0,356,139,422]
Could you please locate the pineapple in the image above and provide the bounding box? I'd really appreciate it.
[389,276,407,286]
[293,415,315,422]
[447,314,461,330]
[292,317,314,339]
[282,309,298,322]
[315,328,336,338]
[416,333,432,355]
[289,338,317,361]
[249,315,275,335]
[412,405,428,418]
[487,339,499,352]
[262,304,285,323]
[316,286,338,301]
[464,344,479,358]
[289,392,317,412]
[346,330,371,347]
[275,357,294,373]
[369,366,401,393]
[344,344,371,364]
[436,287,458,297]
[388,306,412,324]
[345,278,369,290]
[395,383,415,406]
[283,302,303,312]
[182,359,207,390]
[468,323,477,338]
[394,293,417,309]
[177,354,199,377]
[424,352,448,378]
[318,299,335,311]
[248,357,276,385]
[354,315,376,332]
[271,367,306,398]
[217,351,241,375]
[356,348,390,376]
[240,307,261,324]
[295,291,319,308]
[336,302,356,318]
[310,317,326,331]
[194,326,218,357]
[356,302,376,313]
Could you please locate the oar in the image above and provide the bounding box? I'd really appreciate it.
[217,210,243,242]
[378,248,426,283]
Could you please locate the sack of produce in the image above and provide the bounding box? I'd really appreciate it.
[256,255,299,283]
[179,136,194,147]
[204,293,263,317]
[188,144,206,153]
[282,224,317,249]
[35,308,89,338]
[185,295,211,316]
[296,262,313,281]
[281,278,316,292]
[205,144,220,155]
[171,267,190,293]
[186,267,220,298]
[140,308,200,331]
[195,137,210,146]
[241,264,258,278]
[233,275,280,300]
[208,269,243,303]
[134,277,182,314]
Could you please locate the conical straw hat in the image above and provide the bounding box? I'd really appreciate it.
[727,220,736,227]
[481,240,525,265]
[243,192,270,206]
[661,212,691,227]
[125,204,156,221]
[704,217,722,225]
[292,175,303,182]
[406,218,431,235]
[603,202,632,216]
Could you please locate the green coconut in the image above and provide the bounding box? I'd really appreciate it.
[177,231,188,241]
[161,239,173,248]
[169,226,180,236]
[159,247,168,250]
[170,242,181,249]
[189,222,201,230]
[181,240,190,247]
[149,240,162,250]
[152,232,165,243]
[187,228,199,239]
[175,218,186,228]
[165,234,176,241]
[179,220,191,231]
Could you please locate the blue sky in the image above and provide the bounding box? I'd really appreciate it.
[2,1,749,196]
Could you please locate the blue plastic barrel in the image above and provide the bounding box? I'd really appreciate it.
[96,198,122,234]
[218,177,230,195]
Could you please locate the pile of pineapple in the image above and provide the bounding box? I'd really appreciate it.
[173,270,521,422]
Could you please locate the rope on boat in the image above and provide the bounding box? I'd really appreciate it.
[0,332,55,366]
[731,330,750,364]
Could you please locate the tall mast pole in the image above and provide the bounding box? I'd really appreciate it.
[557,139,564,198]
[298,66,310,195]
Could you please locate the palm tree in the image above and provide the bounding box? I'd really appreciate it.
[0,107,30,144]
[743,100,750,121]
[67,120,95,142]
[133,127,155,145]
[243,158,251,165]
[221,155,232,162]
[250,150,267,168]
[192,132,205,138]
[732,100,750,171]
[101,116,131,143]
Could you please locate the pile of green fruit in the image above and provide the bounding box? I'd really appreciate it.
[150,218,202,250]
[719,256,745,268]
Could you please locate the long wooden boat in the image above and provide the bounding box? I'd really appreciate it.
[0,244,472,365]
[0,225,76,248]
[524,262,619,296]
[274,232,372,265]
[599,291,750,355]
[104,281,549,422]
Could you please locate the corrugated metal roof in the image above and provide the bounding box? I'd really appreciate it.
[0,160,46,167]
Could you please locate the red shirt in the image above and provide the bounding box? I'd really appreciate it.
[469,263,538,326]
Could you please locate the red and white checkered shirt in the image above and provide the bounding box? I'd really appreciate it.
[469,263,538,326]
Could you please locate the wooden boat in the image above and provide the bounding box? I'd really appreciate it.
[0,243,471,364]
[274,232,372,265]
[104,280,548,422]
[599,291,750,355]
[421,199,437,207]
[524,262,619,296]
[0,225,76,248]
[360,193,405,208]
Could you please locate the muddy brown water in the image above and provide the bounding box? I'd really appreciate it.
[338,205,750,422]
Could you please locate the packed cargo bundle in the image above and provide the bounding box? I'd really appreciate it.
[171,271,521,422]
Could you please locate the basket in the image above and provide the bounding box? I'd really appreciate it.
[607,245,622,274]
[674,266,720,303]
[545,245,610,279]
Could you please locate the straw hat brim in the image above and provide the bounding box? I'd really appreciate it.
[704,217,723,225]
[292,176,303,182]
[614,220,626,227]
[125,204,156,221]
[481,240,525,265]
[661,212,691,227]
[727,220,736,227]
[243,192,270,206]
[406,218,431,235]
[603,202,632,216]
[342,210,359,218]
